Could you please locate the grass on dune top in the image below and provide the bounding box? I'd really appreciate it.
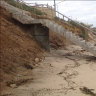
[5,0,46,15]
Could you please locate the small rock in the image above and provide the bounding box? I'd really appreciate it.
[35,58,39,63]
[24,63,33,69]
[40,58,42,61]
[41,59,44,62]
[57,72,63,75]
[40,58,43,62]
[35,64,39,67]
[10,84,17,88]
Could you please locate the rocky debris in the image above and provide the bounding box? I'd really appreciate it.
[40,57,45,62]
[35,58,40,63]
[57,72,63,75]
[7,78,33,88]
[80,87,96,96]
[86,56,96,62]
[40,59,44,62]
[10,84,17,88]
[24,63,33,70]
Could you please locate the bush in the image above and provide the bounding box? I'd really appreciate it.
[54,16,59,20]
[68,20,78,27]
[5,0,46,15]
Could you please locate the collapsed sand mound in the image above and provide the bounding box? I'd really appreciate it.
[50,30,72,49]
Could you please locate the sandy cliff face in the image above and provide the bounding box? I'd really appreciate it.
[0,6,66,91]
[0,7,44,90]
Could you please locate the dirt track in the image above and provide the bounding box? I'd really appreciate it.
[1,45,96,96]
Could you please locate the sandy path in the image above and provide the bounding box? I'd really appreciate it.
[2,46,96,96]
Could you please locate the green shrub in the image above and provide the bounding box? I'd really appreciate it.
[68,20,78,27]
[54,16,59,20]
[5,0,46,15]
[80,28,88,40]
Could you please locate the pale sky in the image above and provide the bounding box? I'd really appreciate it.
[24,0,96,27]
